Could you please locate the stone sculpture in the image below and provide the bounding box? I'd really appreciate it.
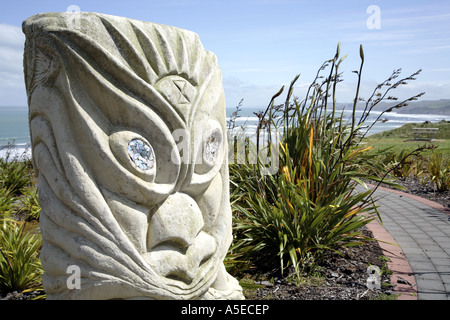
[23,12,244,300]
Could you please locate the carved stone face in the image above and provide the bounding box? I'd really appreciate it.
[23,12,243,299]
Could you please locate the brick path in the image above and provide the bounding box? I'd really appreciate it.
[359,185,450,300]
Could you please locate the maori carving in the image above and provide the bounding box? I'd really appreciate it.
[23,12,244,300]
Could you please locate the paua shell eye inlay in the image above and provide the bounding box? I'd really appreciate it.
[109,130,157,182]
[194,120,223,176]
[128,139,155,170]
[204,134,219,162]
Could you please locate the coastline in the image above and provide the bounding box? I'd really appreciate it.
[0,143,31,160]
[1,106,449,160]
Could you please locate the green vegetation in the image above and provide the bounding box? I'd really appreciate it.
[17,187,41,221]
[227,44,426,286]
[367,138,450,158]
[369,120,450,139]
[0,146,43,298]
[364,121,450,191]
[0,218,43,295]
[425,150,450,191]
[367,121,450,156]
[0,157,32,197]
[0,188,15,216]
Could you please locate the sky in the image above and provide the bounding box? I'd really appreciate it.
[1,0,450,109]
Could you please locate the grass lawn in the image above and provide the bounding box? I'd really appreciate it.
[364,121,450,159]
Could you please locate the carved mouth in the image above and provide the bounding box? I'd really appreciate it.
[143,231,217,284]
[142,191,219,285]
[103,188,220,286]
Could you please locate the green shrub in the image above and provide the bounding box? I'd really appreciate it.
[0,218,43,295]
[17,187,41,221]
[235,169,375,278]
[381,149,421,178]
[0,151,33,196]
[425,151,450,191]
[228,43,424,279]
[0,188,15,217]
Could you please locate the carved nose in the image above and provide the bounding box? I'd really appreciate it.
[147,192,204,250]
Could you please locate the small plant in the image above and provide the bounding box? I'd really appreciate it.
[227,98,244,131]
[381,149,421,178]
[17,187,41,221]
[378,255,393,278]
[235,170,376,278]
[0,146,33,196]
[0,188,15,217]
[0,217,44,295]
[425,151,450,191]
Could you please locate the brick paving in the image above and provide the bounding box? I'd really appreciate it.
[358,185,450,300]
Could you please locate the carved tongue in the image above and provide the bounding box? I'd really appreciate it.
[144,231,216,283]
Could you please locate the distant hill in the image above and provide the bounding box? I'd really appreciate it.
[393,99,450,116]
[338,99,450,116]
[369,99,450,116]
[368,121,450,140]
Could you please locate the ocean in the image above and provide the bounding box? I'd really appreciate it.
[1,105,450,159]
[0,106,30,160]
[226,106,450,137]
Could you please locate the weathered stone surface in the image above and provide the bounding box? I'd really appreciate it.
[23,12,243,300]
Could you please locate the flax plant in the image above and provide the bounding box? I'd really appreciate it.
[229,43,424,279]
[0,146,33,196]
[16,187,42,221]
[0,188,15,217]
[0,218,44,295]
[425,151,450,191]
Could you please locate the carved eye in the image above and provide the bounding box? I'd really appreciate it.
[110,131,156,182]
[204,133,220,163]
[128,139,155,170]
[195,120,223,175]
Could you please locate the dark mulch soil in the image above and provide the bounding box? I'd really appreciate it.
[0,290,44,300]
[242,228,395,300]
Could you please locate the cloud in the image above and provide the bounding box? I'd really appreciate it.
[0,24,25,48]
[429,68,450,72]
[382,12,450,28]
[0,24,24,72]
[223,73,359,108]
[0,46,24,73]
[342,30,417,45]
[223,76,284,109]
[395,80,450,101]
[0,24,26,106]
[222,69,450,110]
